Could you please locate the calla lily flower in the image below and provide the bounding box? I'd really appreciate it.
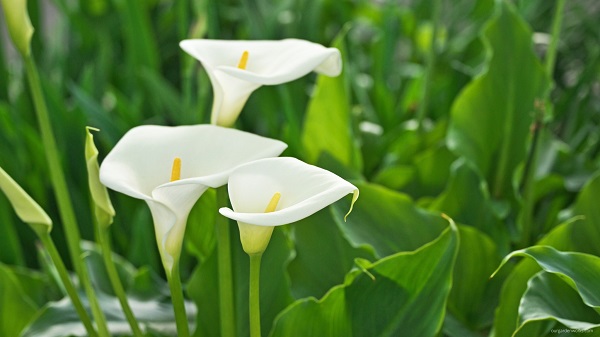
[99,125,287,273]
[179,38,342,127]
[219,157,359,254]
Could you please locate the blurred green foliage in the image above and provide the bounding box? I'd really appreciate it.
[1,0,600,336]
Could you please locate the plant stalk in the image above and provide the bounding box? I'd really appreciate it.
[217,186,236,337]
[24,55,108,334]
[167,262,190,337]
[97,227,144,336]
[517,0,566,247]
[416,0,442,132]
[249,253,263,337]
[39,233,99,337]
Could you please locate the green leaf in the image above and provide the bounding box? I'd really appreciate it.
[492,172,600,337]
[331,181,447,258]
[446,1,550,200]
[270,220,458,337]
[301,28,362,172]
[430,158,509,249]
[513,272,600,337]
[493,245,600,310]
[0,264,43,337]
[185,188,217,263]
[447,226,505,330]
[21,242,194,337]
[286,208,374,299]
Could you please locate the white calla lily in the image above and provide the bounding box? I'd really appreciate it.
[179,38,342,127]
[219,157,359,254]
[99,125,287,273]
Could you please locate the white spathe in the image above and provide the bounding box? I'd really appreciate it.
[219,157,359,227]
[99,125,287,273]
[179,39,342,127]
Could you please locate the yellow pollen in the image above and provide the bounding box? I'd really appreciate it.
[237,50,249,70]
[170,157,181,182]
[264,192,281,213]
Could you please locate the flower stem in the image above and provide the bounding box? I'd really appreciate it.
[249,253,262,337]
[38,233,99,337]
[517,0,566,247]
[24,55,108,334]
[79,254,111,337]
[416,0,442,132]
[167,262,190,337]
[217,186,236,337]
[97,227,144,336]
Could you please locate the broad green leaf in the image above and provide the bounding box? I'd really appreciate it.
[331,181,447,258]
[20,294,196,337]
[302,28,362,172]
[446,1,549,200]
[185,188,217,263]
[513,272,600,337]
[569,171,600,257]
[493,245,600,310]
[430,158,509,250]
[21,242,194,337]
[492,172,600,337]
[0,165,52,235]
[270,220,458,337]
[287,208,374,299]
[0,264,42,337]
[447,226,505,330]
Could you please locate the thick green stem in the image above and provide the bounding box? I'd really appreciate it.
[24,55,108,334]
[39,233,98,337]
[167,262,190,337]
[217,186,236,337]
[416,0,442,132]
[249,253,262,337]
[517,0,566,247]
[97,227,144,336]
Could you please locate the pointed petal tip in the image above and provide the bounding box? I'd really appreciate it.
[343,188,360,222]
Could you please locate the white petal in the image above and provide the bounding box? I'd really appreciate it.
[179,39,342,126]
[99,124,287,200]
[219,157,358,226]
[148,183,207,273]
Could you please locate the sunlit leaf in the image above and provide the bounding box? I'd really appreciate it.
[270,220,458,337]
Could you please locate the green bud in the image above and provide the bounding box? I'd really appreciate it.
[0,166,52,235]
[85,127,115,228]
[1,0,34,57]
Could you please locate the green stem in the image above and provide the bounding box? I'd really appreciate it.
[24,55,108,334]
[517,0,566,247]
[167,262,190,337]
[39,233,99,337]
[80,254,111,337]
[545,0,566,76]
[217,186,236,337]
[97,227,144,337]
[249,253,262,337]
[416,0,442,132]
